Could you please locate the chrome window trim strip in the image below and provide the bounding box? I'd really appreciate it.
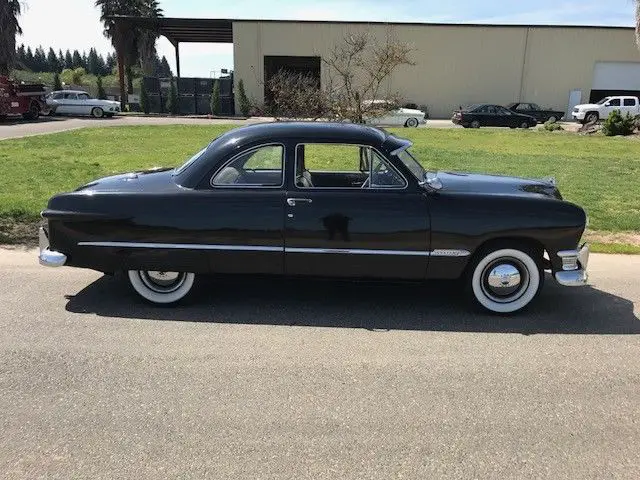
[209,142,286,189]
[294,142,408,191]
[78,241,470,258]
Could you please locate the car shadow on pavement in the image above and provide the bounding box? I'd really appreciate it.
[64,273,640,335]
[0,115,68,126]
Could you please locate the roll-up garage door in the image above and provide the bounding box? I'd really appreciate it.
[590,62,640,102]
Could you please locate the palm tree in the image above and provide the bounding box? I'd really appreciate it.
[0,0,23,76]
[137,0,163,76]
[636,0,640,48]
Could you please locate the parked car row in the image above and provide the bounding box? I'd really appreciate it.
[452,102,564,129]
[45,90,121,118]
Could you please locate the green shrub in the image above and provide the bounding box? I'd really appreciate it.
[543,119,563,131]
[166,78,178,115]
[237,79,251,116]
[210,79,221,115]
[52,73,62,91]
[602,109,637,136]
[96,76,106,99]
[140,81,149,114]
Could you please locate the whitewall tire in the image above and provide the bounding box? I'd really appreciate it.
[468,247,542,314]
[405,117,419,128]
[127,270,195,304]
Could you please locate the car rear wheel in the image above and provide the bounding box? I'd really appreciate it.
[520,121,530,129]
[22,102,40,120]
[547,116,557,123]
[91,107,104,118]
[466,246,543,314]
[470,120,481,129]
[127,270,195,304]
[405,117,419,128]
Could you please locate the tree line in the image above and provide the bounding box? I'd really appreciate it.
[14,44,172,78]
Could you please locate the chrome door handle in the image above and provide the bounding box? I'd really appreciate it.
[287,198,312,206]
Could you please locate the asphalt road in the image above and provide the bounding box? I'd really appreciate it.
[0,248,638,479]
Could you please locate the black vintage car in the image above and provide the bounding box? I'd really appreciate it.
[39,122,589,314]
[452,104,538,129]
[506,102,565,123]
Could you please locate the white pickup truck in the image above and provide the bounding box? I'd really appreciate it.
[572,96,640,123]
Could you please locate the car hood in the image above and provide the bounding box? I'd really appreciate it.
[435,171,562,200]
[74,167,178,193]
[573,103,599,110]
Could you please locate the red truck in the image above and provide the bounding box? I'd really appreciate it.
[0,75,49,121]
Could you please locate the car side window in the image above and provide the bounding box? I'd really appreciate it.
[52,92,64,100]
[515,104,530,111]
[295,144,406,189]
[623,98,636,106]
[211,144,284,187]
[487,106,497,114]
[64,93,77,100]
[497,107,511,115]
[608,98,621,106]
[78,93,90,101]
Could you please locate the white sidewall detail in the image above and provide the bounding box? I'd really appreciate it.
[471,248,540,313]
[127,271,195,304]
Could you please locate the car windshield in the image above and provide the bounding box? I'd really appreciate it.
[596,97,611,105]
[396,148,426,181]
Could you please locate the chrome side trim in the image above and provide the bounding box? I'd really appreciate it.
[285,247,429,256]
[78,241,471,258]
[430,249,471,257]
[77,241,283,252]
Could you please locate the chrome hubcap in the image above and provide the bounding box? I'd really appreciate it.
[139,271,185,293]
[481,258,530,303]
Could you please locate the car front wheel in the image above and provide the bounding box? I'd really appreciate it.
[470,120,480,129]
[127,270,195,304]
[91,107,104,118]
[467,246,543,314]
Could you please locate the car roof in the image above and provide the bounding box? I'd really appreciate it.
[174,122,408,189]
[50,90,89,94]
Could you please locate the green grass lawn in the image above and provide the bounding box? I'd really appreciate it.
[0,125,639,247]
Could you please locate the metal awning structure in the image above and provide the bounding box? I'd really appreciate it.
[108,16,233,106]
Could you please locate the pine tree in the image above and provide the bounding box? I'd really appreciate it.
[105,52,116,74]
[166,77,178,114]
[58,49,64,69]
[87,48,99,75]
[81,51,88,70]
[15,44,25,68]
[96,76,106,99]
[95,53,107,76]
[159,56,172,77]
[53,72,62,91]
[210,79,221,115]
[47,48,59,72]
[237,79,251,117]
[64,50,73,69]
[140,80,149,114]
[71,50,82,69]
[33,46,46,72]
[25,46,34,70]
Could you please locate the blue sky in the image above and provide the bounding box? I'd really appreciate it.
[19,0,636,77]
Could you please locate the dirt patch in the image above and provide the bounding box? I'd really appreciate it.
[583,230,640,246]
[0,218,40,247]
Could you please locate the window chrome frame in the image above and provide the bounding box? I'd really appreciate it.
[293,142,408,191]
[209,142,286,189]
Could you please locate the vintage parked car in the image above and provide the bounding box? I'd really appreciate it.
[39,122,589,314]
[506,102,564,123]
[46,90,120,118]
[452,104,538,129]
[362,100,427,127]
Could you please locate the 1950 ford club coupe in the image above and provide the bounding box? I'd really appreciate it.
[39,122,589,314]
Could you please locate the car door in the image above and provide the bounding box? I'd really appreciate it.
[76,92,92,115]
[284,143,430,279]
[61,92,80,115]
[603,97,621,119]
[622,97,636,116]
[205,143,286,274]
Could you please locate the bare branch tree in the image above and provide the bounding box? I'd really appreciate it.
[323,31,414,123]
[266,69,328,120]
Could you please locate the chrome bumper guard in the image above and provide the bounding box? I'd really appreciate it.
[554,243,589,287]
[38,227,67,267]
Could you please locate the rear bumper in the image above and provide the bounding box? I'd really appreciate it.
[38,227,67,267]
[554,243,589,286]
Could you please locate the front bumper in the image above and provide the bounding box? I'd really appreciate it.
[554,243,589,286]
[572,111,586,120]
[38,227,67,267]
